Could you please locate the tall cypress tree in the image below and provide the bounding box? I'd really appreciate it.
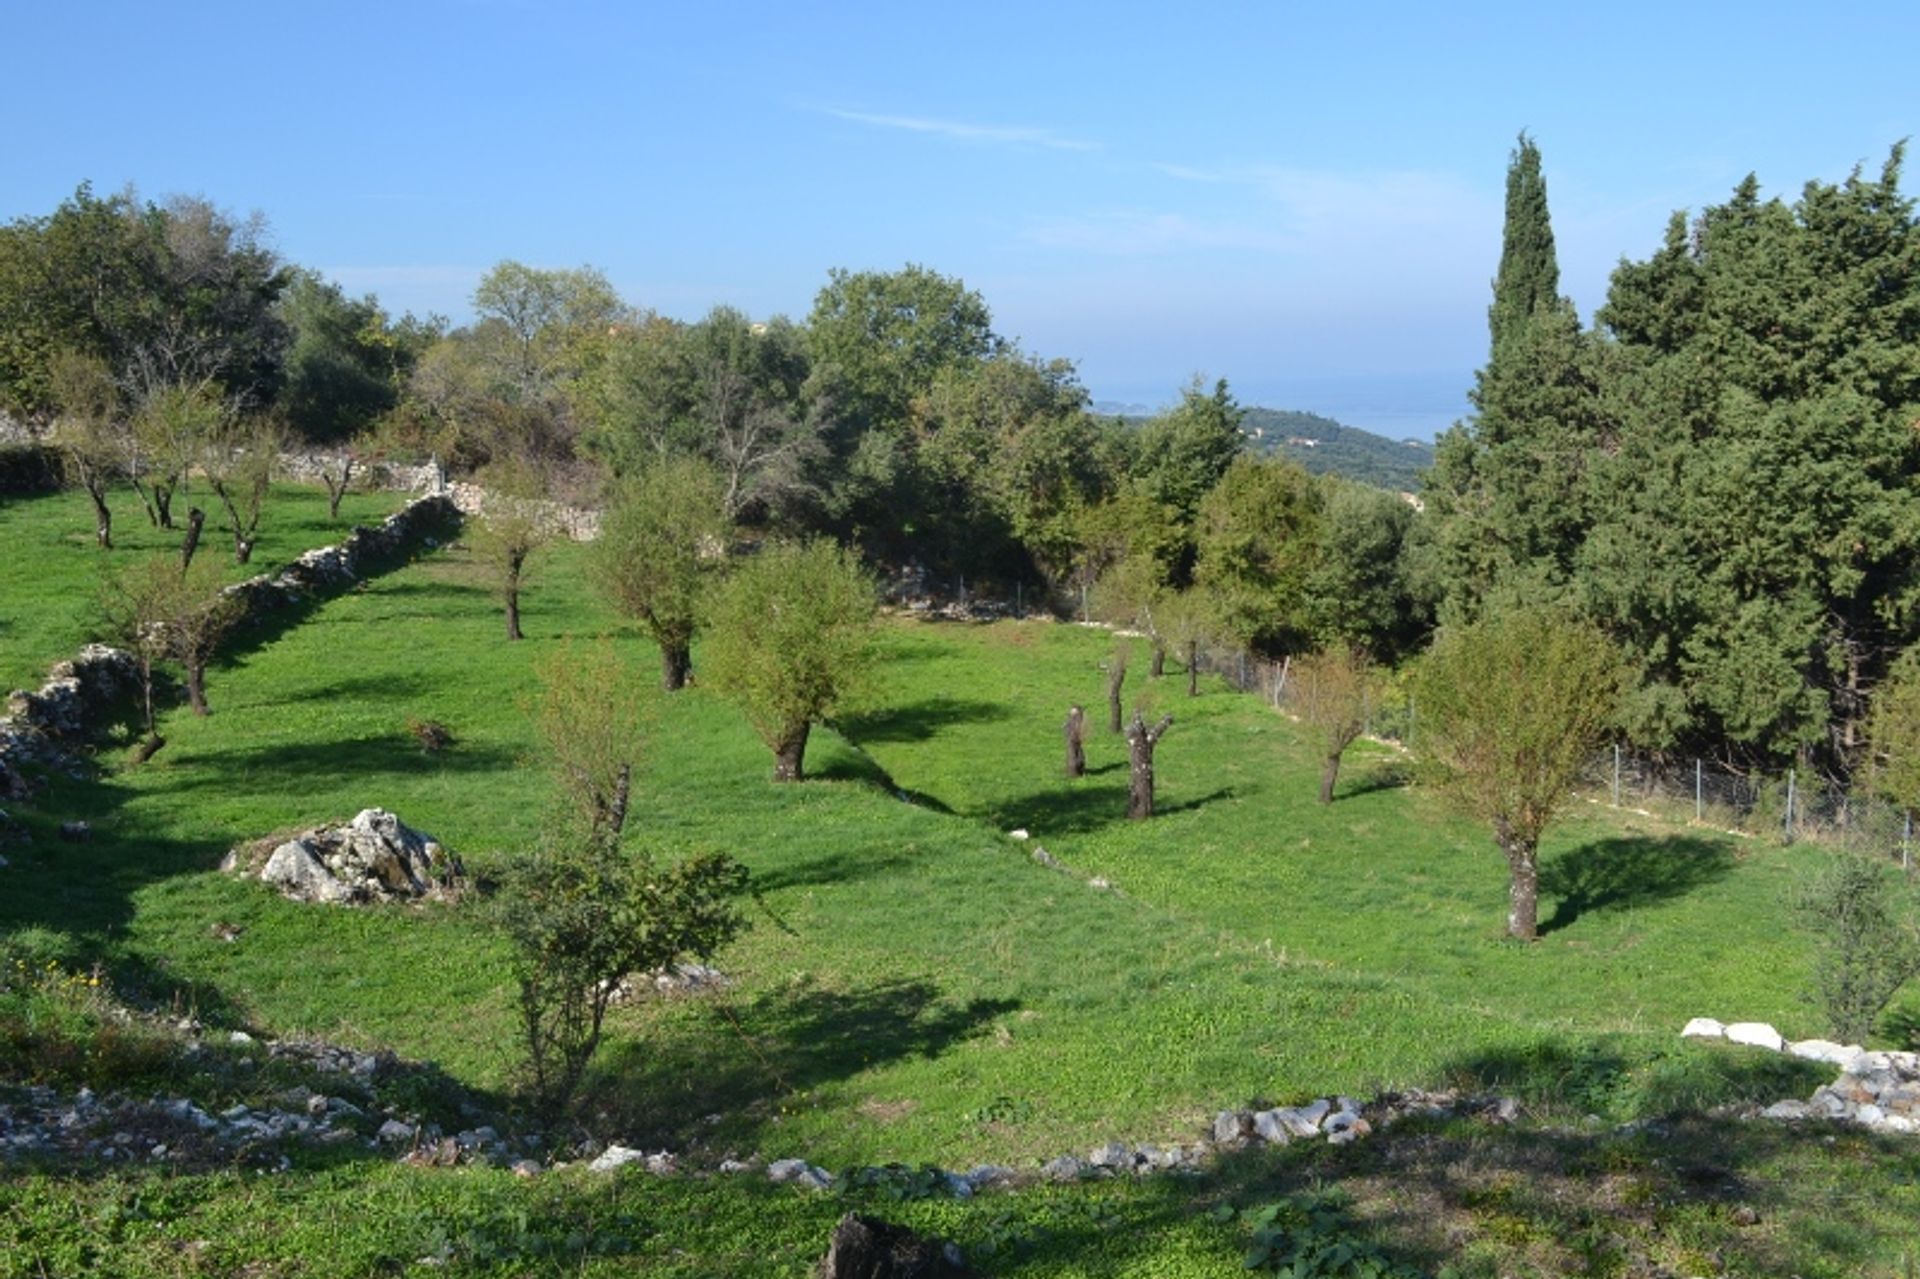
[1487,133,1560,365]
[1421,133,1594,622]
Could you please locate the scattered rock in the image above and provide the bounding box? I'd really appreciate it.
[1040,1155,1085,1182]
[510,1158,541,1178]
[1680,1017,1726,1040]
[1212,1110,1252,1146]
[769,1158,834,1190]
[1723,1022,1784,1052]
[1008,829,1029,841]
[589,1145,649,1173]
[58,820,91,843]
[1087,1141,1133,1170]
[816,1212,969,1278]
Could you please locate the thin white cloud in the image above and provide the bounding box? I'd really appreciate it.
[1022,211,1297,255]
[1026,165,1495,262]
[821,107,1097,152]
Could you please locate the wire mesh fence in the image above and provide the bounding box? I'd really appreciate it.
[1189,642,1916,870]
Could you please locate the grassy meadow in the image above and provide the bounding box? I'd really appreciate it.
[3,484,1919,1277]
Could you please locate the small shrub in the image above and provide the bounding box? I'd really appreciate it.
[1792,853,1920,1045]
[1220,1189,1428,1277]
[407,717,454,753]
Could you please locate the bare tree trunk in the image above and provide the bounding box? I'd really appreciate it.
[186,660,209,716]
[1150,644,1166,678]
[661,642,691,691]
[325,457,355,521]
[1063,704,1086,778]
[505,550,525,641]
[602,760,633,841]
[130,733,166,765]
[1186,640,1199,697]
[1125,710,1173,820]
[772,721,810,783]
[155,485,175,530]
[88,484,113,549]
[234,535,254,565]
[1318,753,1341,804]
[1106,651,1128,734]
[180,507,205,570]
[1498,821,1539,940]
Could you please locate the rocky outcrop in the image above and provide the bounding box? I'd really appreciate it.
[229,809,464,906]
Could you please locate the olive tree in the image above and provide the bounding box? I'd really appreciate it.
[495,642,749,1119]
[47,350,124,549]
[703,540,878,781]
[1413,606,1624,940]
[468,456,551,641]
[100,554,244,757]
[1293,645,1377,804]
[590,456,729,690]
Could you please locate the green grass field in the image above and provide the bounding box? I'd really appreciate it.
[4,485,1918,1277]
[0,482,406,693]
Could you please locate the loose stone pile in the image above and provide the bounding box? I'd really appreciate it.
[1682,1016,1920,1133]
[0,1032,538,1172]
[225,809,465,906]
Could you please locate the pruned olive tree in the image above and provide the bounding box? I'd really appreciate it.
[1292,645,1377,804]
[495,641,749,1119]
[1413,606,1624,940]
[100,553,245,757]
[590,455,729,690]
[201,416,281,564]
[703,540,878,782]
[468,455,552,642]
[46,350,124,549]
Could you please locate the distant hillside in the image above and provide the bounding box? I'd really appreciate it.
[1240,408,1433,492]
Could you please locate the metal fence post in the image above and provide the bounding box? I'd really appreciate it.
[1785,769,1796,843]
[1611,744,1621,806]
[1695,757,1703,823]
[1407,697,1415,750]
[1905,810,1913,874]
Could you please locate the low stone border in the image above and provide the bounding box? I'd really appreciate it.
[1682,1016,1920,1133]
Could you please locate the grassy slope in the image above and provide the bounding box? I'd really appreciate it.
[0,485,406,693]
[4,488,1919,1276]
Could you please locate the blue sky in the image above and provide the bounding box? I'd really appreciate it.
[3,2,1914,438]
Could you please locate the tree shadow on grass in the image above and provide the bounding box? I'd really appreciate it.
[251,671,439,706]
[1335,760,1413,801]
[593,977,1018,1152]
[1538,835,1735,935]
[838,696,1013,744]
[751,846,923,895]
[986,783,1235,837]
[149,733,522,795]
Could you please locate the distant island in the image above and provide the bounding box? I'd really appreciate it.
[1096,403,1436,493]
[1240,407,1435,492]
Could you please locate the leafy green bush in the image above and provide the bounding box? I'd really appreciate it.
[1792,853,1920,1044]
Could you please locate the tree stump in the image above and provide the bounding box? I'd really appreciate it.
[817,1213,969,1278]
[1125,709,1173,819]
[1063,704,1086,778]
